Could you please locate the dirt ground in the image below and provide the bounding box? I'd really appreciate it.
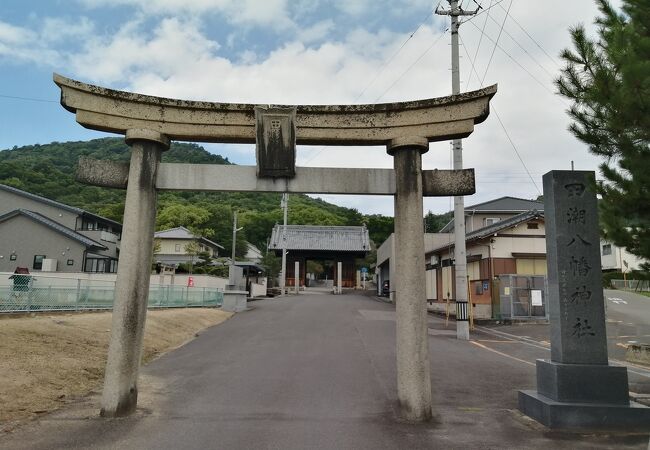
[0,308,232,427]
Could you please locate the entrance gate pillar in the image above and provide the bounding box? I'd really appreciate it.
[294,261,300,294]
[389,137,432,422]
[337,261,343,294]
[100,129,169,417]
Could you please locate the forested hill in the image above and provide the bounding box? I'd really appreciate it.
[0,138,400,254]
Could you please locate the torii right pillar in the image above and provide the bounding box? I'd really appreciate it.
[388,137,432,422]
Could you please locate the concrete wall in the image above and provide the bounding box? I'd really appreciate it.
[0,271,230,290]
[0,189,79,229]
[465,213,516,233]
[157,238,214,256]
[249,280,267,297]
[0,215,87,273]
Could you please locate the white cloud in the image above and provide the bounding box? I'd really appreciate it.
[0,20,60,65]
[71,17,221,84]
[78,0,294,30]
[0,21,35,44]
[41,17,95,43]
[297,19,335,44]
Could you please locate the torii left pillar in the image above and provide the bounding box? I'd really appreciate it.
[388,137,433,422]
[100,129,169,417]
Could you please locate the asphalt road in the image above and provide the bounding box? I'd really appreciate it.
[1,292,648,449]
[475,289,650,393]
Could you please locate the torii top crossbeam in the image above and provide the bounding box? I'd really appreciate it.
[53,73,496,147]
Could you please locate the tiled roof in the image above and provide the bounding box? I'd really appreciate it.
[465,196,544,212]
[269,225,370,252]
[154,226,224,249]
[440,196,544,232]
[0,209,107,249]
[155,226,195,239]
[430,210,544,254]
[0,184,122,228]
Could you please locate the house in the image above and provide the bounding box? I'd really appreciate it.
[0,184,121,273]
[153,226,224,266]
[425,209,546,319]
[244,242,263,263]
[600,239,647,272]
[377,196,547,319]
[440,196,544,233]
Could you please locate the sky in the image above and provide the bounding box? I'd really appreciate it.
[0,0,616,216]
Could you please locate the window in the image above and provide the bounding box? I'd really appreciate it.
[33,255,45,270]
[67,259,74,266]
[175,244,181,252]
[602,244,612,256]
[527,222,539,229]
[84,258,117,273]
[10,254,17,261]
[484,217,500,226]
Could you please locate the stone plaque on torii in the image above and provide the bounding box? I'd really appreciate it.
[54,73,496,421]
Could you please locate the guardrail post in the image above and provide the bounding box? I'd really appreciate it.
[27,276,34,312]
[75,279,81,311]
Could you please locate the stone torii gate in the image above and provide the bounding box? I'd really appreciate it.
[54,73,496,422]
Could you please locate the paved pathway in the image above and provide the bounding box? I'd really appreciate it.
[2,293,648,449]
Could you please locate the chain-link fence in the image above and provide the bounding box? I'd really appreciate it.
[0,273,224,313]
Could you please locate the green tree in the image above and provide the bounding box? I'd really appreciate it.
[184,241,201,274]
[424,210,453,233]
[260,252,281,287]
[556,0,650,267]
[157,204,213,234]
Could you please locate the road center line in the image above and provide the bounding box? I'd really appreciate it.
[470,341,535,367]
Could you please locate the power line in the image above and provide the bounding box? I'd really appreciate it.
[482,7,556,80]
[373,29,449,102]
[458,0,507,25]
[496,2,561,68]
[353,6,438,103]
[464,18,562,101]
[465,0,493,89]
[304,7,442,165]
[458,33,541,195]
[0,94,58,103]
[480,0,513,86]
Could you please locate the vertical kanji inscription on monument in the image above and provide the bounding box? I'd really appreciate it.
[543,170,607,364]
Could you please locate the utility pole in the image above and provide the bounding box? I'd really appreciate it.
[280,194,288,294]
[436,0,478,341]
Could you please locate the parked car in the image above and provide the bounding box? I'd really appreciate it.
[381,280,390,296]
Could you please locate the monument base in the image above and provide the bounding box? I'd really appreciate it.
[222,290,248,312]
[536,359,629,404]
[519,390,650,430]
[519,359,650,429]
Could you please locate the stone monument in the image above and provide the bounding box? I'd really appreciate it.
[519,170,650,429]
